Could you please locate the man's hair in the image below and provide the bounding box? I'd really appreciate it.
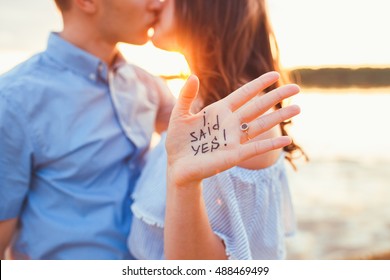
[54,0,71,11]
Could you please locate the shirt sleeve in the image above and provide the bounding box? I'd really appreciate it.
[202,159,293,260]
[154,77,176,134]
[131,65,176,134]
[0,95,33,220]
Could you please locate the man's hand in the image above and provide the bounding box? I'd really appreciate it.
[0,218,17,259]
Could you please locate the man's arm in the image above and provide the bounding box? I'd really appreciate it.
[154,78,176,134]
[0,95,33,260]
[0,218,17,259]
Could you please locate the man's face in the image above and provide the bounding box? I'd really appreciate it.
[97,0,162,45]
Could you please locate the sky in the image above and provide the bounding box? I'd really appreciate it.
[0,0,389,75]
[123,0,390,73]
[267,0,390,67]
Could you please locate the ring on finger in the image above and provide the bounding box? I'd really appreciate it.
[240,122,251,141]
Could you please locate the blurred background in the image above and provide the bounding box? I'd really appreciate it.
[0,0,389,259]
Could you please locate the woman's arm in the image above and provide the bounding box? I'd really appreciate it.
[164,72,300,259]
[165,180,227,259]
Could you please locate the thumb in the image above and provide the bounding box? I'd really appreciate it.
[174,75,199,116]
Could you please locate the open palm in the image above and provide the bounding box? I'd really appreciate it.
[166,72,300,186]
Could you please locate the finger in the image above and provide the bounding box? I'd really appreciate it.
[173,75,199,117]
[241,105,300,142]
[236,84,300,124]
[238,136,292,162]
[225,71,280,112]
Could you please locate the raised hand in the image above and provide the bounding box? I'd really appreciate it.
[166,72,300,187]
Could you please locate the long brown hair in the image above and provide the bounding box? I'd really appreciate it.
[174,0,307,168]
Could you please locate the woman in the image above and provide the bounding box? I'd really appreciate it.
[128,0,304,259]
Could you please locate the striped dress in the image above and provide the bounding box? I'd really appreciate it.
[128,133,296,260]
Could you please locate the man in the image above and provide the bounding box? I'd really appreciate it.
[0,0,175,259]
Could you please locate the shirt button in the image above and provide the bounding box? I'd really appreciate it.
[89,73,96,80]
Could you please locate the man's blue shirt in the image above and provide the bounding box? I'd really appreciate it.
[0,33,139,259]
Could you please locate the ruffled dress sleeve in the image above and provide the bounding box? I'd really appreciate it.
[202,155,295,259]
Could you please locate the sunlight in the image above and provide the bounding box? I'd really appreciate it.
[118,0,390,73]
[118,42,190,97]
[165,79,186,99]
[118,42,190,77]
[2,0,389,76]
[267,0,390,68]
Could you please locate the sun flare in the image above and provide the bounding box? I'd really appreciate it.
[118,42,190,97]
[118,42,190,77]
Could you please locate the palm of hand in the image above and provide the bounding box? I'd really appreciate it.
[166,73,300,186]
[166,101,242,184]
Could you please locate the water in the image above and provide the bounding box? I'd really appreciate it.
[286,156,390,259]
[283,91,390,259]
[1,0,389,260]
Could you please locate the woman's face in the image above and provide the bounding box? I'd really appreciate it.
[152,0,180,51]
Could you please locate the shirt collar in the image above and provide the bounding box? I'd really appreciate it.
[45,32,119,83]
[111,52,128,72]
